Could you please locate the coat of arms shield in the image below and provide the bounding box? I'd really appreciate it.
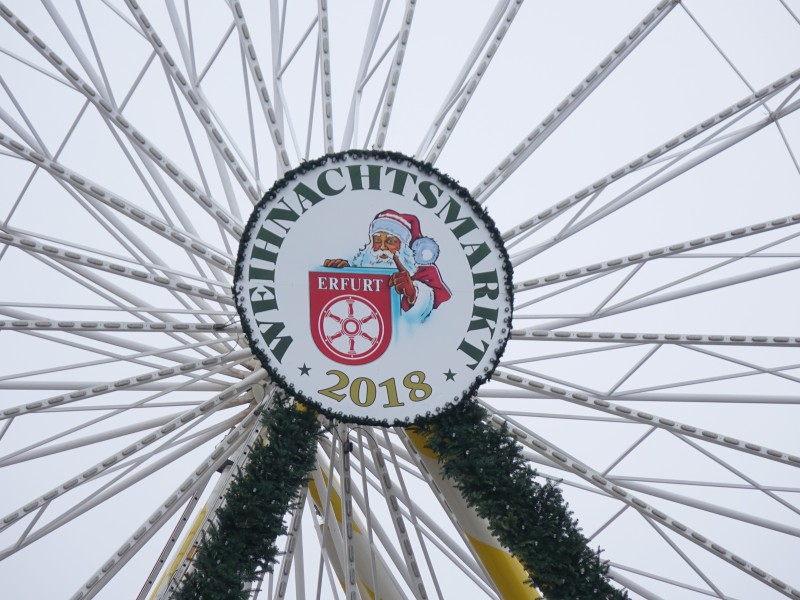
[308,268,399,365]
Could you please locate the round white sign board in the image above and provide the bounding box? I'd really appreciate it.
[235,151,512,425]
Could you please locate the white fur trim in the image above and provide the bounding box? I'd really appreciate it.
[370,216,412,244]
[411,236,439,266]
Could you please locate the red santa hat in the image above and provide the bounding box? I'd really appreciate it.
[369,210,440,266]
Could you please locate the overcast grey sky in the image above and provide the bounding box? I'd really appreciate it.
[1,1,800,599]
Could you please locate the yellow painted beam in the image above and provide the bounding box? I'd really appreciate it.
[148,505,207,599]
[309,465,406,600]
[404,429,540,600]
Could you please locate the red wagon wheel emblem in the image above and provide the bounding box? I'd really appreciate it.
[317,295,385,362]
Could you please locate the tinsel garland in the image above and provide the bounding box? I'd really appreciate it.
[175,399,320,600]
[415,399,628,600]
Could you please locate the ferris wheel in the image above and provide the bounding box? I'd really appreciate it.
[1,1,800,599]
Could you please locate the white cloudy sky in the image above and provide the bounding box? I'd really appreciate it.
[1,1,800,599]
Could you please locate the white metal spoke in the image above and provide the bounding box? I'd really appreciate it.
[372,0,414,150]
[315,434,416,599]
[40,0,110,99]
[339,0,385,151]
[0,3,243,237]
[532,253,800,331]
[3,222,230,293]
[502,68,800,246]
[0,305,225,365]
[0,367,248,471]
[0,369,261,522]
[0,91,86,261]
[316,0,334,153]
[608,475,800,493]
[511,329,800,348]
[196,23,236,86]
[0,348,249,421]
[150,394,270,599]
[613,392,800,405]
[124,0,260,204]
[423,0,523,164]
[472,0,677,203]
[74,0,117,106]
[0,45,71,88]
[606,568,668,600]
[351,428,380,600]
[303,27,320,159]
[229,0,291,173]
[676,434,800,520]
[2,410,248,566]
[0,301,236,316]
[0,75,47,152]
[0,323,242,383]
[514,212,800,287]
[362,431,427,600]
[136,487,204,600]
[272,488,306,600]
[312,439,346,600]
[357,438,488,597]
[608,365,800,400]
[490,371,800,468]
[385,429,444,600]
[334,424,358,600]
[1,230,231,305]
[484,406,800,598]
[1,404,242,472]
[0,132,235,270]
[0,318,239,336]
[550,100,800,253]
[678,344,800,388]
[24,253,225,344]
[73,397,265,600]
[612,478,800,539]
[354,429,496,596]
[1,3,799,598]
[415,0,510,160]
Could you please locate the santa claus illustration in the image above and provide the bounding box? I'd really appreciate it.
[324,210,451,322]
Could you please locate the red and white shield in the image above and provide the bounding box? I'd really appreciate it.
[309,269,394,365]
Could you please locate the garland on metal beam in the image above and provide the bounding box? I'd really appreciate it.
[415,399,628,600]
[175,398,320,600]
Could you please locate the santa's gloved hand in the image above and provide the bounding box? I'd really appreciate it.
[323,258,349,268]
[390,255,417,307]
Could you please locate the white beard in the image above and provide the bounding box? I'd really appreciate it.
[351,243,418,274]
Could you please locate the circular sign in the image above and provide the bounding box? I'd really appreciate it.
[234,151,513,425]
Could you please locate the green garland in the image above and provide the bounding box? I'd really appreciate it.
[176,399,320,600]
[415,399,628,600]
[173,387,624,598]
